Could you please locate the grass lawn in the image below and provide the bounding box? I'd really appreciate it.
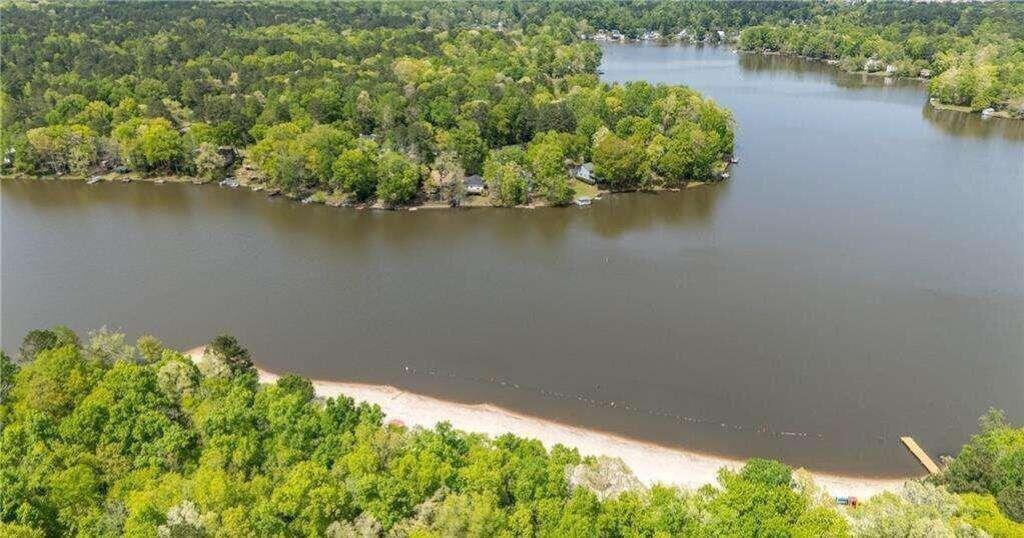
[572,179,600,200]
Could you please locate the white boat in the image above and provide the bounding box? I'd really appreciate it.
[575,197,592,206]
[86,176,102,185]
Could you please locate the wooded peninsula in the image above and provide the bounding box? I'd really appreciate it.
[1,1,736,208]
[6,1,1020,210]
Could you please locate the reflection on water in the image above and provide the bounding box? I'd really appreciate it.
[921,104,1024,141]
[3,179,725,244]
[737,49,1024,141]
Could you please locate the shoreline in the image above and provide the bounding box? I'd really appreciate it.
[1,171,725,211]
[732,48,1021,121]
[186,345,910,498]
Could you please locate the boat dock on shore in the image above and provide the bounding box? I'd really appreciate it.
[900,437,941,475]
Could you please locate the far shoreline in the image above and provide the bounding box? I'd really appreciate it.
[187,345,912,499]
[1,170,725,212]
[602,40,1020,122]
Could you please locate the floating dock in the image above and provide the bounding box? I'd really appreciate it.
[900,436,940,475]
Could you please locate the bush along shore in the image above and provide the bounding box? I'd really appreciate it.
[3,326,1024,536]
[2,12,735,210]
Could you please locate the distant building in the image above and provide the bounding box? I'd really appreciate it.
[464,174,486,195]
[571,163,599,185]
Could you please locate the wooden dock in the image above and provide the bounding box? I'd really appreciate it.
[900,436,940,475]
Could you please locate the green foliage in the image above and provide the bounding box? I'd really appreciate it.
[8,327,1023,536]
[592,128,649,190]
[959,492,1024,537]
[483,147,530,207]
[10,344,101,418]
[944,408,1024,523]
[1,2,735,201]
[847,481,984,537]
[112,117,186,172]
[526,131,574,205]
[247,122,352,192]
[332,141,379,201]
[24,124,97,175]
[375,151,421,207]
[193,142,227,181]
[737,5,1024,114]
[18,326,79,364]
[206,334,253,377]
[450,120,487,175]
[2,326,870,537]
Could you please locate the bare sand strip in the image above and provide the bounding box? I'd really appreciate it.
[187,346,908,498]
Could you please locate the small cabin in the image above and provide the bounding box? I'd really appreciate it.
[571,162,599,185]
[464,174,485,195]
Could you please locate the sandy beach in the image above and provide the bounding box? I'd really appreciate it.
[187,346,909,498]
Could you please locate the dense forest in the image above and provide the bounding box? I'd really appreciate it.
[738,2,1024,115]
[0,326,1021,537]
[1,1,737,207]
[4,1,1019,206]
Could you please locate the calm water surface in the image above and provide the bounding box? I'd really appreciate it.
[4,44,1022,476]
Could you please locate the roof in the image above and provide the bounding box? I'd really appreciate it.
[464,174,484,188]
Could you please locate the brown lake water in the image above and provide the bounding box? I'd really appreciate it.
[3,44,1022,476]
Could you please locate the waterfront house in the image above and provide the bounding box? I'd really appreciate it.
[571,163,599,185]
[464,174,486,195]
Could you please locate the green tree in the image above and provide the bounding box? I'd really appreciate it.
[113,117,185,172]
[450,120,487,174]
[332,142,378,200]
[526,131,573,205]
[591,128,648,190]
[204,333,253,378]
[483,147,530,206]
[375,151,421,207]
[194,142,227,181]
[25,124,97,175]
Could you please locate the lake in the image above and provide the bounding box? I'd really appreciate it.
[3,44,1022,476]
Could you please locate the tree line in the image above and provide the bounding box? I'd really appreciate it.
[1,327,1022,536]
[738,2,1024,115]
[1,2,735,207]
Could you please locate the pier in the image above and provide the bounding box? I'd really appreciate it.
[900,437,941,475]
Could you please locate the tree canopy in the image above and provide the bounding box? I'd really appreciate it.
[738,2,1024,115]
[2,326,1022,536]
[1,1,735,207]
